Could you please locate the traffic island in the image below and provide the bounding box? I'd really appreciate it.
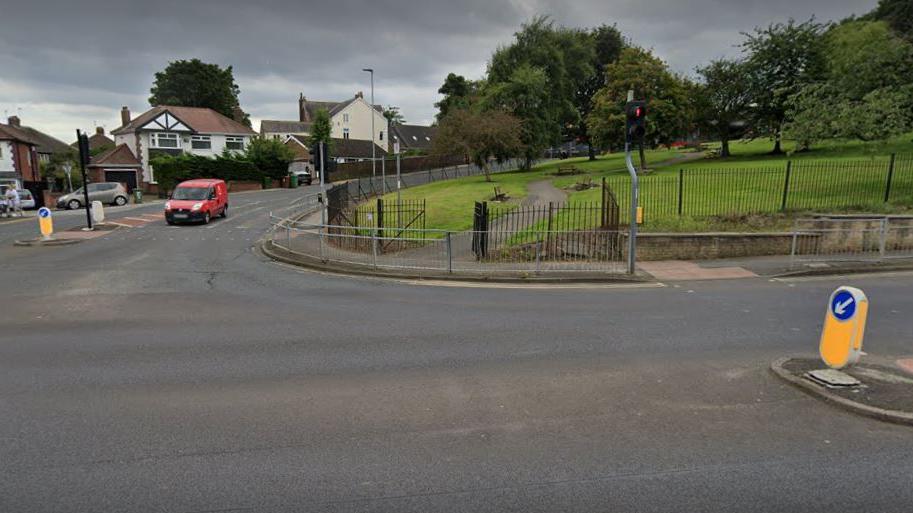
[771,356,913,426]
[14,223,120,247]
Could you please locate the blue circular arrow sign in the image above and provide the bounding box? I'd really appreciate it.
[831,290,856,321]
[37,207,51,218]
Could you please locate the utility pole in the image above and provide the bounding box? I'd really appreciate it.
[320,141,326,225]
[362,68,375,181]
[76,130,93,231]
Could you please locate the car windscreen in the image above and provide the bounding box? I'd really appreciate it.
[172,187,210,200]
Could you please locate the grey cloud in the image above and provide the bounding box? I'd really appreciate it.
[0,0,876,141]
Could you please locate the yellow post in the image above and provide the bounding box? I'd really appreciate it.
[37,207,54,240]
[819,286,868,369]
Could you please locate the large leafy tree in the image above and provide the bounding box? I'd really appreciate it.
[243,137,295,180]
[149,59,250,126]
[785,20,913,146]
[869,0,913,39]
[574,24,626,160]
[587,47,690,170]
[383,105,406,126]
[434,73,479,122]
[740,18,827,154]
[485,16,595,166]
[695,59,753,157]
[433,108,522,181]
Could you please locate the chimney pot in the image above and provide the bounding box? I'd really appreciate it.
[120,106,131,126]
[355,91,363,99]
[7,115,20,127]
[298,94,307,122]
[96,126,105,135]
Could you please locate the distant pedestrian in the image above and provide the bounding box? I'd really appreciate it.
[5,186,21,217]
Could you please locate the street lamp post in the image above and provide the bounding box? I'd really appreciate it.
[362,68,376,187]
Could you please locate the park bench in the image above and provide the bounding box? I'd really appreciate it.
[554,166,580,176]
[574,176,594,191]
[492,187,509,201]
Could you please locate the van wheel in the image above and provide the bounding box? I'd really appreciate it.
[220,205,227,218]
[203,212,211,224]
[67,199,81,210]
[114,196,127,206]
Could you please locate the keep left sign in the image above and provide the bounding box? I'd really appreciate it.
[819,286,868,369]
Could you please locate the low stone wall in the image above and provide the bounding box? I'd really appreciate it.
[632,232,798,261]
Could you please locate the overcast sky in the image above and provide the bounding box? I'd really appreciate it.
[0,0,876,143]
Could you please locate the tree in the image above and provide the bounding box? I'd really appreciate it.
[485,16,596,166]
[741,18,827,154]
[870,0,913,39]
[149,59,250,126]
[587,47,691,170]
[383,105,406,126]
[308,109,333,154]
[434,73,478,121]
[433,109,522,181]
[695,59,752,157]
[482,64,553,168]
[243,137,295,180]
[572,24,626,160]
[785,21,913,146]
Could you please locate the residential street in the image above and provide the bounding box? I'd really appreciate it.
[1,186,912,513]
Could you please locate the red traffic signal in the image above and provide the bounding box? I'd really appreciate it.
[624,101,647,143]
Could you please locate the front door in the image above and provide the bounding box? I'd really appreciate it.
[104,170,138,193]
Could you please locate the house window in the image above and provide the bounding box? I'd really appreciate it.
[343,114,349,123]
[379,131,384,141]
[150,132,179,149]
[343,128,350,140]
[191,135,211,150]
[225,136,244,150]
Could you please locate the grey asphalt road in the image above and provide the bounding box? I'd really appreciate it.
[1,186,912,513]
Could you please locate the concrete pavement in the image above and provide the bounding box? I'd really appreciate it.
[2,185,913,512]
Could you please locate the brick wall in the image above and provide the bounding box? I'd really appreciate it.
[629,232,797,261]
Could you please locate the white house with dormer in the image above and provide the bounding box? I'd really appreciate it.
[260,92,388,155]
[111,105,257,184]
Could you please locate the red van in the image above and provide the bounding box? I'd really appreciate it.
[165,179,228,225]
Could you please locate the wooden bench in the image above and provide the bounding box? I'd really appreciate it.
[492,187,508,201]
[554,166,580,176]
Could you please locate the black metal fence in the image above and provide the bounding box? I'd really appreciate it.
[603,154,913,224]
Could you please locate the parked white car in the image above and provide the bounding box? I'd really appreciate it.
[18,189,36,210]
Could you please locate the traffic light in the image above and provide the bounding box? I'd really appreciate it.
[77,132,91,168]
[625,100,647,144]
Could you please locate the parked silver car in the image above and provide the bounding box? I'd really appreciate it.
[57,183,129,210]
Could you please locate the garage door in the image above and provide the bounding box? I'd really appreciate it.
[104,170,138,193]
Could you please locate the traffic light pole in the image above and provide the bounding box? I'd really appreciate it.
[624,141,638,275]
[76,129,93,231]
[319,141,327,225]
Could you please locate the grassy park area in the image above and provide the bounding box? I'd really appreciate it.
[369,134,913,234]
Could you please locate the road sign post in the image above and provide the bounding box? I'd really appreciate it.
[37,207,53,240]
[819,286,868,369]
[76,129,93,230]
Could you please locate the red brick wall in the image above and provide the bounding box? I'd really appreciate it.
[11,141,39,182]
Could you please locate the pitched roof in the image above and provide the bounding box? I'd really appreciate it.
[391,124,437,151]
[72,131,115,152]
[301,97,382,122]
[330,138,388,159]
[88,144,141,167]
[261,120,313,134]
[0,123,38,145]
[15,126,72,155]
[111,106,256,136]
[284,135,311,161]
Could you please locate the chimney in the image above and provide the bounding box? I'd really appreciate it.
[96,126,105,135]
[7,115,20,127]
[355,91,364,99]
[298,93,307,122]
[120,106,131,126]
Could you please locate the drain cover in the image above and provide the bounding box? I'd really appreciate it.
[806,369,861,388]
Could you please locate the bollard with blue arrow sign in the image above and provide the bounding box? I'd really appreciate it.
[819,286,868,369]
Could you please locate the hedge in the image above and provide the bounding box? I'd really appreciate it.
[151,153,262,192]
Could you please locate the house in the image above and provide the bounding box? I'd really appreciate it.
[87,144,144,193]
[285,134,387,165]
[111,105,257,186]
[5,115,72,162]
[261,92,388,154]
[390,124,437,154]
[0,121,40,189]
[71,126,115,155]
